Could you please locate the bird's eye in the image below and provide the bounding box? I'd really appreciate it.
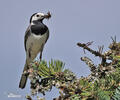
[36,15,39,17]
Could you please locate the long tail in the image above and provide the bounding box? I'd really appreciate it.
[19,63,28,89]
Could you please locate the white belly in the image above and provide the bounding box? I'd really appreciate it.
[26,32,48,61]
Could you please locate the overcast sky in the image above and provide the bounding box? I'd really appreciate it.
[0,0,120,100]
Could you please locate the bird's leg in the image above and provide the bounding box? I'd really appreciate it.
[40,51,43,61]
[40,44,44,62]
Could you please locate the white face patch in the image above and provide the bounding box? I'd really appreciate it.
[31,13,45,22]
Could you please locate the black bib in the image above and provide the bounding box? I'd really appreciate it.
[31,23,48,35]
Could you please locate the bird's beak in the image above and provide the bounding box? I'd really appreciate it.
[44,12,51,19]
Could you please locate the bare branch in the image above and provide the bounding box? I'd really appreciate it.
[98,45,104,54]
[77,42,105,58]
[111,36,116,43]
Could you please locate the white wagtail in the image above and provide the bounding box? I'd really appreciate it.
[19,12,51,89]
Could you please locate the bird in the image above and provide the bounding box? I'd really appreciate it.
[19,12,51,89]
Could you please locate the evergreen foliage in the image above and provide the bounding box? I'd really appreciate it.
[25,38,120,100]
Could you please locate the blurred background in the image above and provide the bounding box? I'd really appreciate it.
[0,0,120,100]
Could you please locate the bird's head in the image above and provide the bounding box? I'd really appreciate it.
[30,12,51,23]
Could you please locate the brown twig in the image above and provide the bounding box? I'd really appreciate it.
[83,41,93,54]
[111,36,116,43]
[77,42,106,65]
[98,45,104,54]
[77,43,105,58]
[86,41,94,46]
[26,95,32,100]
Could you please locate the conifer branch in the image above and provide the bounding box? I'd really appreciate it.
[24,38,120,100]
[81,56,96,72]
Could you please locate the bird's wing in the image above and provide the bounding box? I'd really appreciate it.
[45,29,49,43]
[24,25,31,51]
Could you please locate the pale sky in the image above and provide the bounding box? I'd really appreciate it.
[0,0,120,100]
